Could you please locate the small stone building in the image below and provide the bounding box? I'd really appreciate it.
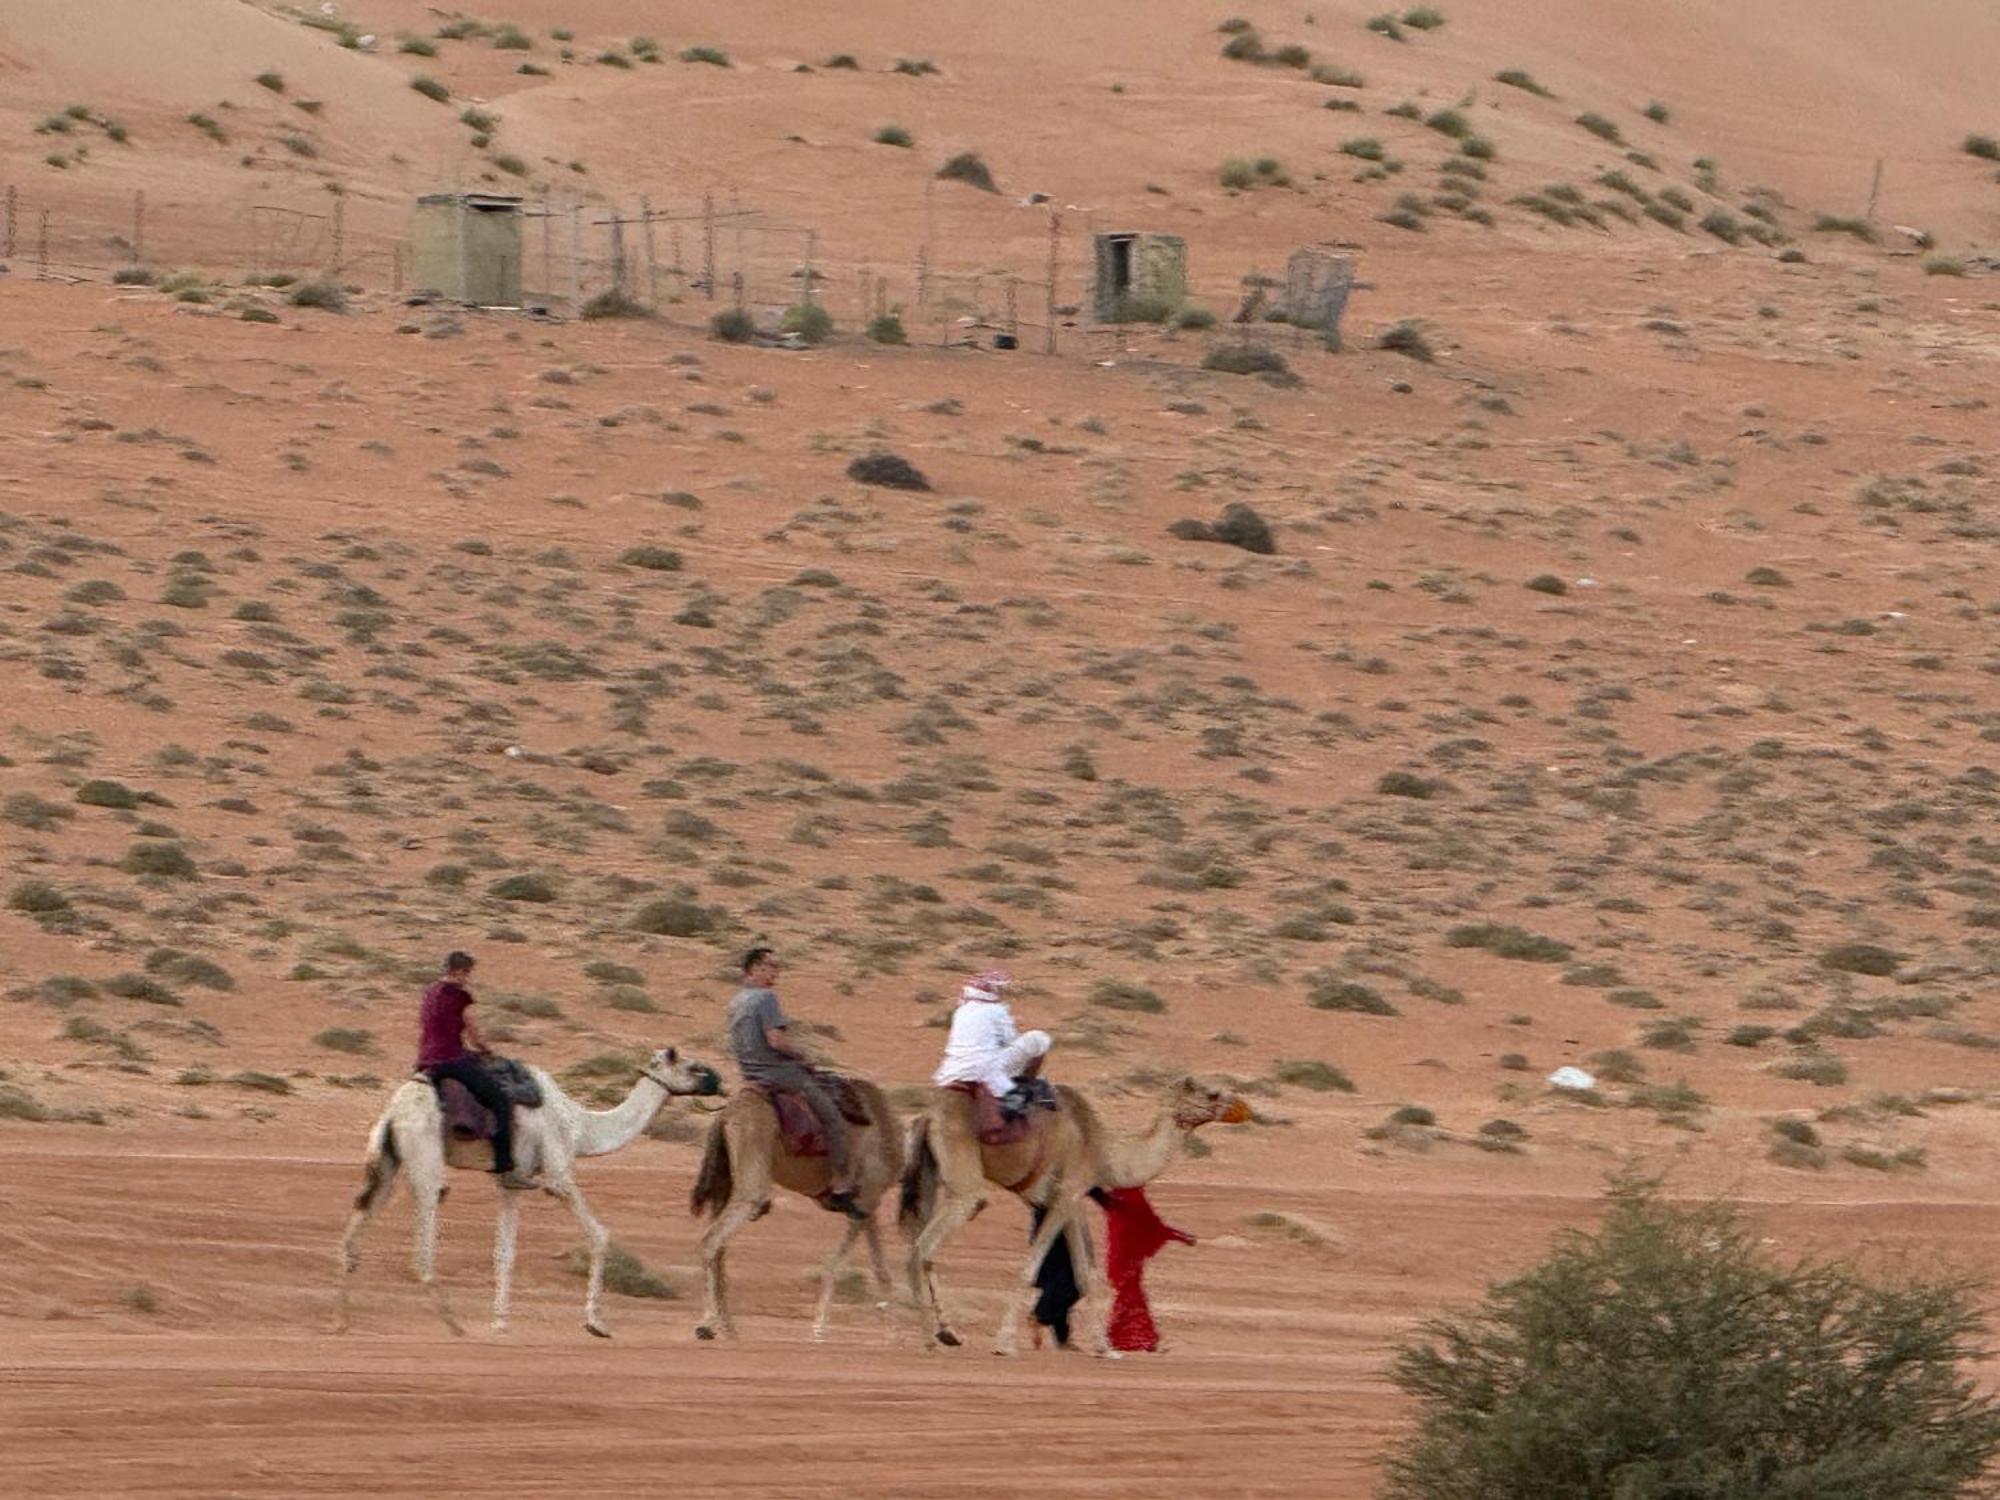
[1092,231,1188,321]
[1281,245,1354,339]
[411,192,524,305]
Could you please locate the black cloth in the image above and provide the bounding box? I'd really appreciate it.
[1032,1203,1083,1345]
[426,1055,515,1173]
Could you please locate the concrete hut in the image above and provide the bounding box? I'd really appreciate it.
[411,192,524,306]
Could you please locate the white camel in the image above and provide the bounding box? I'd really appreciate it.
[335,1046,722,1338]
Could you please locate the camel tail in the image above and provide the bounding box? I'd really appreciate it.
[353,1117,400,1212]
[689,1116,731,1218]
[898,1115,938,1235]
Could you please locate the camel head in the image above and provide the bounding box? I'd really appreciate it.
[643,1046,724,1097]
[1170,1077,1253,1130]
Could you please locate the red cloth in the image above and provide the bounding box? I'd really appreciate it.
[1099,1186,1194,1353]
[416,980,473,1067]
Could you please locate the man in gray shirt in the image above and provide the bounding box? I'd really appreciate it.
[728,947,865,1219]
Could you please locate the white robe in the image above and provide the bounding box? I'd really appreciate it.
[933,998,1050,1096]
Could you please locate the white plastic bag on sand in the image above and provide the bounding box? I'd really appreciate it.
[1547,1066,1596,1091]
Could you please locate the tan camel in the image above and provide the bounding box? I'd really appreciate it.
[336,1046,721,1338]
[687,1077,905,1341]
[899,1076,1250,1355]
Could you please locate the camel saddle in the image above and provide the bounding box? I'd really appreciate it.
[748,1072,871,1159]
[944,1080,1055,1147]
[432,1056,543,1142]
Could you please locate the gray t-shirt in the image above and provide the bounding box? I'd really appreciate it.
[728,985,792,1081]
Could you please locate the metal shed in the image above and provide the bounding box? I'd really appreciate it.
[411,192,524,306]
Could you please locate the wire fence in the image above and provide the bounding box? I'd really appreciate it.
[1,177,1355,363]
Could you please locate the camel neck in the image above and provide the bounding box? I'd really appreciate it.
[574,1075,667,1157]
[1100,1107,1183,1189]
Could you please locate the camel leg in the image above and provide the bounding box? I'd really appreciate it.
[812,1218,865,1343]
[695,1194,763,1342]
[333,1139,400,1334]
[549,1176,612,1339]
[863,1217,898,1342]
[909,1189,984,1349]
[411,1180,464,1337]
[1065,1214,1112,1357]
[490,1188,521,1335]
[995,1194,1075,1359]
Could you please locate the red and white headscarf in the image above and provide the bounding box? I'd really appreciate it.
[962,970,1011,1004]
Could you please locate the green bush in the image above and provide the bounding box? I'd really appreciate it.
[1963,134,1999,162]
[1643,100,1672,124]
[580,288,647,319]
[680,45,730,67]
[255,72,285,93]
[1308,976,1397,1015]
[121,841,197,880]
[8,880,69,914]
[873,123,914,147]
[410,75,450,104]
[314,1027,374,1054]
[866,313,908,344]
[1274,1059,1354,1092]
[781,302,833,344]
[1576,112,1622,142]
[619,545,682,571]
[1384,1176,2000,1499]
[489,873,559,903]
[1494,69,1551,96]
[1202,343,1291,377]
[1090,979,1165,1014]
[710,307,755,343]
[1821,942,1901,977]
[76,779,141,809]
[936,151,997,192]
[632,898,720,937]
[1445,923,1571,962]
[1401,7,1445,29]
[287,281,346,312]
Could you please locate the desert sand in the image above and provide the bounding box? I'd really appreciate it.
[2,1,1999,1495]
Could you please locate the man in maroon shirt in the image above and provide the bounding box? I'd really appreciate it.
[417,951,528,1187]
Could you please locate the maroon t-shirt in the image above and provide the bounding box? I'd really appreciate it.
[416,980,474,1067]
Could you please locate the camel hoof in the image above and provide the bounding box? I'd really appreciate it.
[694,1324,716,1341]
[585,1322,611,1340]
[934,1328,961,1348]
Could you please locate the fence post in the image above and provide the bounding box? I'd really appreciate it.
[641,195,659,308]
[802,229,816,308]
[539,193,553,300]
[3,185,16,260]
[37,209,50,279]
[609,211,627,297]
[132,190,145,264]
[1044,209,1061,354]
[701,191,715,299]
[567,205,582,308]
[330,194,345,276]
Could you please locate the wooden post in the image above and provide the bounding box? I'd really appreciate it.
[669,223,684,286]
[609,211,627,297]
[329,194,345,276]
[802,229,816,308]
[132,190,145,264]
[393,243,404,295]
[2,185,15,260]
[1006,277,1019,341]
[37,209,50,279]
[641,195,659,307]
[916,242,929,315]
[876,274,888,321]
[732,269,744,310]
[1044,209,1061,354]
[701,190,715,299]
[1864,157,1884,226]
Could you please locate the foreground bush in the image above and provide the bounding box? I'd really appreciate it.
[1384,1176,2000,1500]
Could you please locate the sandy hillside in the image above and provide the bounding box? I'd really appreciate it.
[2,0,2000,1496]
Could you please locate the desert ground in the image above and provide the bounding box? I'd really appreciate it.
[3,1,1999,1495]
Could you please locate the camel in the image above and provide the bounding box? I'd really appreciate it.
[899,1076,1250,1355]
[336,1046,722,1338]
[687,1076,905,1341]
